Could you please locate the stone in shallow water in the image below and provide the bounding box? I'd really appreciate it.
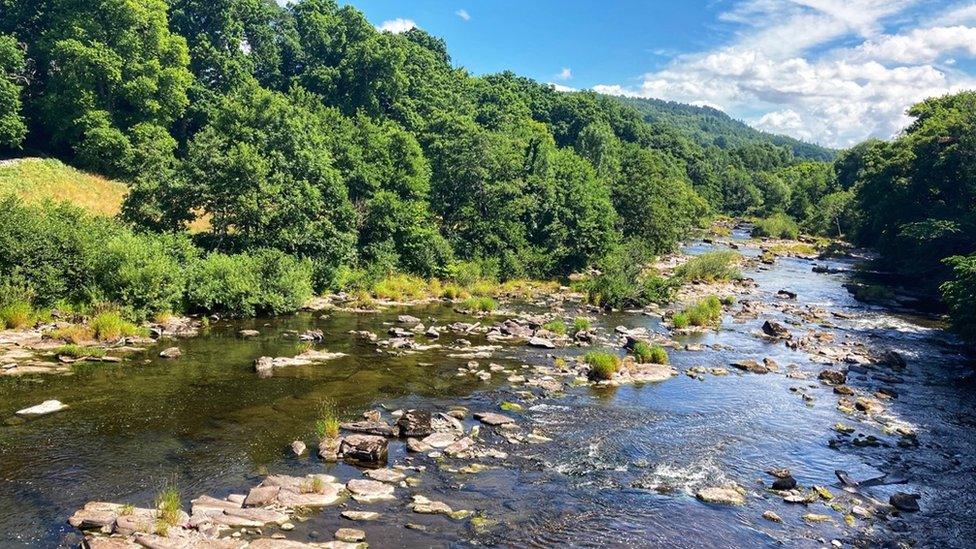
[406,437,432,453]
[890,492,920,512]
[290,440,307,456]
[340,420,395,437]
[244,485,280,507]
[473,412,515,426]
[340,434,389,466]
[16,399,67,416]
[364,468,405,483]
[696,486,746,506]
[159,347,182,359]
[396,409,433,437]
[341,510,380,521]
[334,528,366,542]
[346,479,395,503]
[421,431,458,449]
[762,510,782,523]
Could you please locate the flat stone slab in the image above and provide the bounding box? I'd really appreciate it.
[346,479,395,503]
[17,399,67,416]
[341,510,380,521]
[474,412,515,426]
[421,432,458,449]
[335,528,366,542]
[244,485,280,507]
[340,420,396,437]
[696,486,746,505]
[364,468,406,483]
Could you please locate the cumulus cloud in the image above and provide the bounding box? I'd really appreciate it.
[456,9,470,21]
[592,0,976,147]
[377,18,417,34]
[555,67,573,81]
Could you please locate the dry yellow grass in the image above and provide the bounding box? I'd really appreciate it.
[0,158,126,216]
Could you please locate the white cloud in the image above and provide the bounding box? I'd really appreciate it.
[555,67,573,81]
[377,18,417,34]
[456,9,470,21]
[592,0,976,147]
[548,83,578,93]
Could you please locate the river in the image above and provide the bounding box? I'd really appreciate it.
[1,230,974,548]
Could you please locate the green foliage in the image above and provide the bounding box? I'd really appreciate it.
[678,296,723,327]
[752,213,800,239]
[632,341,668,364]
[671,312,689,329]
[0,33,26,148]
[185,249,313,316]
[461,296,498,312]
[315,399,340,440]
[90,311,142,341]
[674,252,741,283]
[585,351,620,381]
[542,320,567,335]
[586,239,677,309]
[572,317,591,333]
[0,300,32,329]
[154,484,182,527]
[53,344,106,358]
[941,254,976,345]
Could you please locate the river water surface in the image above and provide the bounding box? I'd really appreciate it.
[1,231,974,548]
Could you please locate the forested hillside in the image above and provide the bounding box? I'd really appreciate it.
[0,0,973,345]
[616,96,836,162]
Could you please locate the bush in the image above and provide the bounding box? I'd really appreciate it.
[585,351,620,380]
[461,296,498,312]
[752,213,800,239]
[372,273,429,301]
[680,295,723,327]
[90,311,142,341]
[672,312,689,329]
[674,251,741,283]
[633,341,668,364]
[941,254,976,345]
[573,317,591,333]
[586,239,677,309]
[49,324,94,344]
[185,249,313,316]
[0,300,33,329]
[542,320,567,335]
[440,283,467,300]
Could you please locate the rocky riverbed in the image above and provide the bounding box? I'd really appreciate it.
[1,228,975,548]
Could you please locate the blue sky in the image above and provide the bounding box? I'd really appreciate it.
[321,1,976,147]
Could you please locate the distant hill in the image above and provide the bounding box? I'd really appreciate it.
[613,96,836,161]
[0,158,127,216]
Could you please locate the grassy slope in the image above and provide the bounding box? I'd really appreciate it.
[0,157,126,216]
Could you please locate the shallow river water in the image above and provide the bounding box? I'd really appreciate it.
[1,232,975,548]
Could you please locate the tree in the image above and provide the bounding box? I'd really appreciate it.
[0,33,25,148]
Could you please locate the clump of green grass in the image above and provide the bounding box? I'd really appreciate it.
[48,324,95,344]
[752,213,800,240]
[0,301,34,329]
[120,503,134,516]
[154,485,181,528]
[683,295,724,327]
[90,311,143,341]
[461,296,498,313]
[440,283,467,300]
[315,399,341,440]
[633,341,669,364]
[372,274,430,301]
[542,320,567,335]
[300,476,326,494]
[721,295,736,306]
[674,251,742,283]
[572,317,591,333]
[672,312,690,329]
[585,351,621,381]
[53,344,106,358]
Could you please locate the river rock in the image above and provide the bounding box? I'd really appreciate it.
[421,431,458,449]
[245,485,280,507]
[730,359,769,374]
[291,440,307,456]
[772,476,797,490]
[319,437,341,462]
[878,350,907,369]
[761,320,791,339]
[340,420,395,437]
[406,438,432,453]
[890,492,921,512]
[335,528,366,542]
[340,434,388,466]
[696,486,746,505]
[431,412,464,434]
[238,329,260,338]
[444,437,475,456]
[364,468,406,483]
[346,479,395,503]
[16,399,68,416]
[398,315,421,324]
[818,369,847,385]
[341,510,380,521]
[410,495,455,516]
[527,337,556,349]
[159,347,182,359]
[776,290,797,300]
[396,409,433,437]
[474,412,515,426]
[762,510,783,522]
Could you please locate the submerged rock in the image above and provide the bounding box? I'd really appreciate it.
[890,492,921,512]
[16,399,68,416]
[340,434,389,466]
[346,479,395,503]
[474,412,516,426]
[696,486,746,506]
[159,347,182,359]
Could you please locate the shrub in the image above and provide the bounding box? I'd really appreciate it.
[185,250,312,316]
[372,273,429,301]
[586,240,678,309]
[752,213,800,240]
[440,283,467,300]
[542,320,567,335]
[633,341,668,364]
[49,324,94,344]
[461,296,498,312]
[674,251,741,283]
[679,296,723,327]
[585,351,620,381]
[0,301,33,329]
[90,311,142,341]
[942,254,976,345]
[573,317,591,333]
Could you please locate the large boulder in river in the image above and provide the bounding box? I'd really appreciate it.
[340,434,388,466]
[396,410,433,438]
[890,492,920,512]
[877,350,907,369]
[818,369,847,385]
[761,320,791,339]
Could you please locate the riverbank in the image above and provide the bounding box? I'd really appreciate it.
[2,228,974,548]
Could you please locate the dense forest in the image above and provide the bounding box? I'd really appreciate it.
[0,0,973,345]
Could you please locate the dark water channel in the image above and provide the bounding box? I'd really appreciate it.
[1,232,974,548]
